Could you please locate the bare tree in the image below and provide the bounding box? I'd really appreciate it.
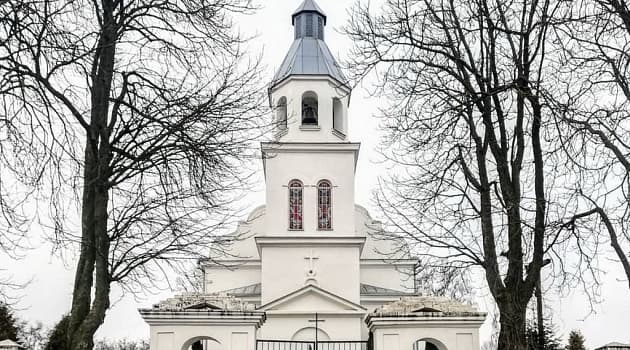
[0,103,30,301]
[344,0,572,348]
[551,0,630,288]
[0,1,268,349]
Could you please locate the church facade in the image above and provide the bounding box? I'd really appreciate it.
[139,2,486,350]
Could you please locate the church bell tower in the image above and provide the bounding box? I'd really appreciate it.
[268,0,351,143]
[260,0,363,306]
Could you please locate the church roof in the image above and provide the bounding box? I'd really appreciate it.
[149,293,256,312]
[221,283,262,297]
[370,296,486,317]
[360,283,413,296]
[596,342,630,349]
[270,0,348,91]
[270,37,348,90]
[220,283,411,298]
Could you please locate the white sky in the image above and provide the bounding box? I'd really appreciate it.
[2,0,629,348]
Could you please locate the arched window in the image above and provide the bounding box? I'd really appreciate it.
[289,180,303,230]
[332,97,343,132]
[277,96,287,129]
[317,180,332,230]
[302,91,318,125]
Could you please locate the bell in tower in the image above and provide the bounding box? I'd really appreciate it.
[269,0,352,142]
[301,93,318,125]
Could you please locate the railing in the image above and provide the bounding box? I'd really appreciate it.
[256,340,370,350]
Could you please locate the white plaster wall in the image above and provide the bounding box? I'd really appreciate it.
[259,314,363,341]
[202,203,416,297]
[270,77,350,143]
[371,325,481,350]
[355,205,411,260]
[224,206,265,260]
[218,205,413,262]
[150,324,257,350]
[204,264,261,294]
[260,245,360,304]
[360,264,415,292]
[264,150,356,235]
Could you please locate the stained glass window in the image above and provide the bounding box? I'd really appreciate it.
[317,180,332,230]
[289,180,303,230]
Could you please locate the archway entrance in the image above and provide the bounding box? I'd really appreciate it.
[413,338,446,350]
[181,336,222,350]
[291,327,331,342]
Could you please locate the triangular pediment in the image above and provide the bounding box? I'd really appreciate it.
[258,284,366,313]
[184,302,222,310]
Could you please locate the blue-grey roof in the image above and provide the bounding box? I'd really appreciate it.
[292,0,326,23]
[270,37,348,89]
[270,0,348,90]
[221,283,261,297]
[220,283,410,297]
[360,283,413,296]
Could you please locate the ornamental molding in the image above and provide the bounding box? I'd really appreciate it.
[150,293,256,312]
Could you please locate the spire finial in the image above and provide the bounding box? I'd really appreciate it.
[292,0,327,25]
[292,0,327,40]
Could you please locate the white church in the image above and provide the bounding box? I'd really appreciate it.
[139,2,486,349]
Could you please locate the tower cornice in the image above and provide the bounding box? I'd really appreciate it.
[261,142,360,178]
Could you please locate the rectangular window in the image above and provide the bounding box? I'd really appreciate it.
[306,14,313,37]
[318,17,324,39]
[296,16,302,38]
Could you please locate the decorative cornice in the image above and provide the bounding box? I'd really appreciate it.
[365,295,487,329]
[331,128,347,140]
[269,75,351,96]
[359,259,417,267]
[199,259,261,268]
[139,309,266,327]
[261,142,361,174]
[261,142,360,152]
[255,235,366,256]
[148,293,256,312]
[365,313,486,330]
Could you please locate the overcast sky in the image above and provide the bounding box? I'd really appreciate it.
[2,0,629,348]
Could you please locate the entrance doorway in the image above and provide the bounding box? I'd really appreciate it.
[181,336,222,350]
[413,339,446,350]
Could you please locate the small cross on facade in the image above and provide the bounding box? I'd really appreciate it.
[304,249,319,278]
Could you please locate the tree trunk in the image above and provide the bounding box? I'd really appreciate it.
[67,0,116,348]
[536,277,544,350]
[70,186,111,350]
[67,142,98,346]
[498,300,528,350]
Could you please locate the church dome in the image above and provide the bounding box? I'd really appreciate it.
[270,0,348,90]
